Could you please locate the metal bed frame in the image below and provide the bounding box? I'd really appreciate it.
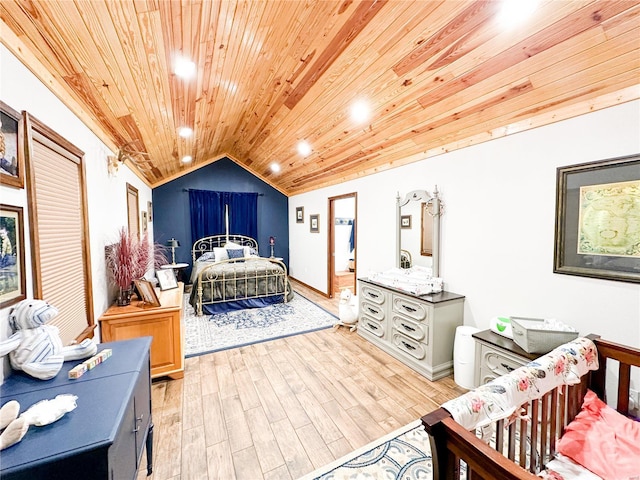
[191,234,289,316]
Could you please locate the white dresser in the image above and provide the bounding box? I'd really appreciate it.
[472,329,539,386]
[357,278,465,381]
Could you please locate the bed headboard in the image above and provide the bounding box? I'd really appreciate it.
[192,234,259,262]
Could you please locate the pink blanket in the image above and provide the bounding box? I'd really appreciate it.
[557,390,640,479]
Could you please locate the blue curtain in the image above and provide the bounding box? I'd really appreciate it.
[189,190,258,242]
[229,192,258,239]
[188,189,226,243]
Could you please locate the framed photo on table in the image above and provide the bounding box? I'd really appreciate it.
[0,101,25,189]
[156,268,178,291]
[134,279,161,307]
[0,204,26,308]
[554,154,640,283]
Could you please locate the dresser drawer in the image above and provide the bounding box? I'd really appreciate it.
[360,284,386,305]
[479,344,528,378]
[392,295,428,321]
[392,333,426,360]
[361,316,385,338]
[360,301,385,321]
[392,315,427,342]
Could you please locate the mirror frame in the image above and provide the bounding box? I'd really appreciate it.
[396,187,441,276]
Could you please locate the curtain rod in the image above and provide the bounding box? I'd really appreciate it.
[182,188,264,196]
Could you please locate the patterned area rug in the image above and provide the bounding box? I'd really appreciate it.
[184,292,338,357]
[302,420,435,480]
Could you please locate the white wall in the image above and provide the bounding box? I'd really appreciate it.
[290,100,640,348]
[0,45,152,379]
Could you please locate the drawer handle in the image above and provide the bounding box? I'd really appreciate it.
[133,426,140,433]
[367,307,378,314]
[401,341,416,351]
[367,322,379,330]
[401,323,416,332]
[367,292,380,299]
[402,305,417,313]
[501,363,515,372]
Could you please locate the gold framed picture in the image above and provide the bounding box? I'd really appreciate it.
[134,279,161,307]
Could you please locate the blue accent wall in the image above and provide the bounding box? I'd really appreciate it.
[152,158,289,275]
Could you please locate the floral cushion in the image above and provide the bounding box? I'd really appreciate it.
[442,337,598,431]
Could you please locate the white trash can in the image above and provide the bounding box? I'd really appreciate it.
[454,326,480,389]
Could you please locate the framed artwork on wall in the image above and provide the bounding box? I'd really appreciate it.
[296,206,304,223]
[134,279,161,307]
[400,214,411,229]
[310,214,320,233]
[147,201,153,222]
[141,211,148,233]
[554,154,640,283]
[0,101,25,189]
[0,204,26,308]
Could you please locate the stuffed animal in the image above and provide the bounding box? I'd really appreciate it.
[0,401,28,450]
[0,299,97,380]
[335,288,359,332]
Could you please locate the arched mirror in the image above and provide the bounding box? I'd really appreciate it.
[396,187,442,276]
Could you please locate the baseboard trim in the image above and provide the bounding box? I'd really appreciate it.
[289,276,330,298]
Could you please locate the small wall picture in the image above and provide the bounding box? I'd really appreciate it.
[141,211,148,233]
[147,201,153,222]
[0,102,25,189]
[0,204,26,308]
[310,214,320,233]
[296,206,304,223]
[401,214,412,229]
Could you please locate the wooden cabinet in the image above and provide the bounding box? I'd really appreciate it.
[358,278,464,381]
[472,329,539,387]
[0,338,153,480]
[100,282,184,379]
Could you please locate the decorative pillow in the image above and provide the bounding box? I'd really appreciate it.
[213,247,229,262]
[226,248,245,262]
[248,247,258,257]
[198,252,216,262]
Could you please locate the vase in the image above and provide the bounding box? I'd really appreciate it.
[116,287,133,306]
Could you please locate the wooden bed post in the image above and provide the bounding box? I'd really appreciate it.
[422,408,455,480]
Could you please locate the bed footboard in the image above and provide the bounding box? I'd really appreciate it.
[195,257,289,316]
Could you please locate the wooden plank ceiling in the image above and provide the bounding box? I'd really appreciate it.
[1,0,639,195]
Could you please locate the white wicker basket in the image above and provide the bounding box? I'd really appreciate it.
[510,317,578,354]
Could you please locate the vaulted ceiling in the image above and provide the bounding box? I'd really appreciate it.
[1,1,639,195]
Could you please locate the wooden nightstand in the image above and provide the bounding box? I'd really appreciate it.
[99,282,184,379]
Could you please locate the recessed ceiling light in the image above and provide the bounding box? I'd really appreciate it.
[178,127,193,138]
[181,155,192,164]
[270,162,281,173]
[496,0,539,28]
[174,56,196,79]
[297,140,312,157]
[350,99,370,123]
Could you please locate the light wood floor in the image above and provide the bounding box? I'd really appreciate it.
[137,279,466,479]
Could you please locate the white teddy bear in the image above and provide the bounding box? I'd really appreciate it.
[335,288,359,332]
[0,299,97,380]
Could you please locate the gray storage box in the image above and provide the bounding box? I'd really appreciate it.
[510,317,578,354]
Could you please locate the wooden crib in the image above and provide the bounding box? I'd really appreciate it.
[421,337,640,479]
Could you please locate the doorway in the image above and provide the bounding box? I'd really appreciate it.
[328,193,357,298]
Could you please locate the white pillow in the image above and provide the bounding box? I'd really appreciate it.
[224,241,242,249]
[213,247,229,262]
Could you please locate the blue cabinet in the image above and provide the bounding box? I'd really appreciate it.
[0,337,153,480]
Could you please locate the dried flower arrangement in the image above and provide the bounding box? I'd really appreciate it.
[106,227,167,305]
